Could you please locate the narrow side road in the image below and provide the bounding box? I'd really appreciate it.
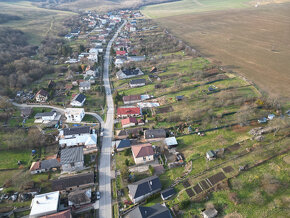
[98,21,126,218]
[11,102,104,125]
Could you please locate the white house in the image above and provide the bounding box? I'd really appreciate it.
[79,81,91,92]
[131,143,154,165]
[84,70,97,77]
[65,108,85,123]
[34,111,57,123]
[129,79,146,88]
[116,68,144,79]
[88,53,98,62]
[59,133,97,149]
[70,93,86,107]
[30,191,60,218]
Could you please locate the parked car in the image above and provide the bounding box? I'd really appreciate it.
[96,191,101,200]
[258,117,267,123]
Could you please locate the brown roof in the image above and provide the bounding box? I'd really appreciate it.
[131,144,154,158]
[123,95,141,102]
[36,89,49,97]
[40,210,71,218]
[121,117,137,126]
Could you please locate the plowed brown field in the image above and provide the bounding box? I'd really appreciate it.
[155,3,290,100]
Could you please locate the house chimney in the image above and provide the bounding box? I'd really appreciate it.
[36,200,39,204]
[45,195,49,199]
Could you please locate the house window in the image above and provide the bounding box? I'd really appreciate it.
[143,157,146,161]
[71,162,75,167]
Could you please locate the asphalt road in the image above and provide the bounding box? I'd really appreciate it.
[98,21,126,218]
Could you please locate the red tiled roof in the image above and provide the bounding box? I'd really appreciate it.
[131,144,154,158]
[117,107,141,116]
[116,50,126,55]
[121,117,137,126]
[40,210,71,218]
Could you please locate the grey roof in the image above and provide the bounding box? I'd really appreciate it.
[130,79,146,85]
[127,204,172,218]
[63,126,90,136]
[60,147,84,164]
[128,176,161,199]
[74,93,86,103]
[51,172,94,191]
[160,188,175,200]
[117,127,143,137]
[145,129,166,139]
[34,112,55,118]
[79,81,90,87]
[207,150,216,158]
[116,139,131,149]
[120,69,142,76]
[40,159,61,170]
[68,189,91,205]
[202,208,218,218]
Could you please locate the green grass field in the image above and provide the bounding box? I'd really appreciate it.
[0,150,31,169]
[0,1,75,45]
[142,0,251,18]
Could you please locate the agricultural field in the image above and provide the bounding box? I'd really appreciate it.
[0,1,75,45]
[142,1,290,101]
[142,0,251,18]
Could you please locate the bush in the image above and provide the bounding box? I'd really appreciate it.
[179,200,191,209]
[124,148,131,156]
[125,158,130,166]
[149,165,155,175]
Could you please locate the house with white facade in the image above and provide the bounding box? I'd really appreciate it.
[131,143,154,165]
[65,108,85,123]
[79,81,91,92]
[34,111,59,124]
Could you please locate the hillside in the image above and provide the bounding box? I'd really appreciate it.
[142,0,290,101]
[34,0,179,12]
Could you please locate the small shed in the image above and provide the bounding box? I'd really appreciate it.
[202,208,218,218]
[164,137,178,149]
[176,96,184,101]
[206,150,216,161]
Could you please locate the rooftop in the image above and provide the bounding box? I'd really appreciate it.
[65,108,85,115]
[145,129,166,139]
[63,126,90,136]
[30,191,60,217]
[60,147,84,164]
[131,143,154,158]
[127,203,172,218]
[130,79,146,84]
[51,172,94,191]
[128,176,161,199]
[121,117,137,126]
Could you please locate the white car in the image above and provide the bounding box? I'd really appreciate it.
[96,191,101,200]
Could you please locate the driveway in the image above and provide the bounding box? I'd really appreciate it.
[98,21,126,218]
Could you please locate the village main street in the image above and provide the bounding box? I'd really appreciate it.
[98,21,126,218]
